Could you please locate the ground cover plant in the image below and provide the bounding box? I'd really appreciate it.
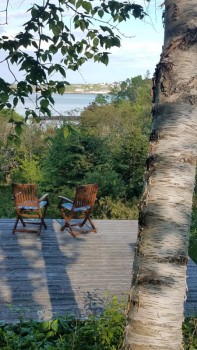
[0,298,126,350]
[0,305,196,350]
[189,194,197,265]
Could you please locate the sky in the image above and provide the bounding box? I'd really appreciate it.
[0,1,164,84]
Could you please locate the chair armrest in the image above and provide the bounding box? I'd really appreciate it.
[58,196,73,203]
[39,193,49,202]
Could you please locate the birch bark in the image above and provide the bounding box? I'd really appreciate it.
[124,1,197,349]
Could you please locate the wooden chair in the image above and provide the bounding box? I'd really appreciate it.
[58,184,98,237]
[12,183,49,235]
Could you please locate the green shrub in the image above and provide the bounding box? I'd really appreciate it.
[85,170,126,200]
[11,159,43,184]
[94,196,139,220]
[0,185,15,218]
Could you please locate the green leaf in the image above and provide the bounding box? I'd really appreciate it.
[101,53,109,65]
[100,26,113,35]
[42,53,48,62]
[51,319,59,332]
[112,37,121,47]
[31,8,38,18]
[7,134,21,147]
[46,330,55,338]
[98,9,104,18]
[56,82,65,95]
[40,99,49,108]
[94,54,99,62]
[32,41,38,49]
[61,46,68,55]
[13,97,18,107]
[41,321,51,331]
[58,87,65,95]
[79,20,87,31]
[87,30,97,40]
[76,0,83,9]
[82,1,92,13]
[85,52,93,59]
[63,126,70,139]
[49,44,58,54]
[0,93,8,103]
[14,137,21,147]
[93,37,99,47]
[15,124,23,136]
[58,66,66,77]
[20,96,25,104]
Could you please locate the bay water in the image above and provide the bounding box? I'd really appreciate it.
[15,93,97,117]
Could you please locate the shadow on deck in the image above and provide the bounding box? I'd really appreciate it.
[0,219,196,323]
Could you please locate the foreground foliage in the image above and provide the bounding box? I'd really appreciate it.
[0,306,196,350]
[0,298,126,350]
[0,0,146,126]
[183,318,197,350]
[189,194,197,265]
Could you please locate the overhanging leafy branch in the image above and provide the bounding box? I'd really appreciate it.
[0,0,148,128]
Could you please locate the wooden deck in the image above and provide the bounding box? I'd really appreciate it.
[0,219,196,323]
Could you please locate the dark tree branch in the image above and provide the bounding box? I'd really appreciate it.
[0,0,9,25]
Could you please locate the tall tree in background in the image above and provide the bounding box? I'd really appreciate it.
[124,1,197,349]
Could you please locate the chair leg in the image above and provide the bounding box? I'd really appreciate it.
[12,216,19,234]
[60,209,77,238]
[60,222,68,232]
[79,211,91,228]
[88,217,97,232]
[19,217,26,227]
[41,217,47,230]
[13,213,27,234]
[42,206,48,229]
[61,221,77,238]
[37,224,42,236]
[79,213,97,232]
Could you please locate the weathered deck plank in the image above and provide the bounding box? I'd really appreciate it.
[0,219,196,323]
[185,258,197,316]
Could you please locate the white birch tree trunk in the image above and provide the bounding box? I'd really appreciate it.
[124,1,197,349]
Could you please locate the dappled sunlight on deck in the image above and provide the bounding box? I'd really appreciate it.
[0,219,196,323]
[0,219,137,323]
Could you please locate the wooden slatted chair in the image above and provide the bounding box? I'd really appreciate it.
[58,184,98,237]
[12,183,49,236]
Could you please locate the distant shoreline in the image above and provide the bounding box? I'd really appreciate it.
[63,91,110,95]
[12,83,113,95]
[33,91,110,95]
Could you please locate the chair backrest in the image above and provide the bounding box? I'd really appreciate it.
[73,184,98,209]
[12,183,39,208]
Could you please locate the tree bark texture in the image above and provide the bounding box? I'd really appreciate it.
[124,1,197,349]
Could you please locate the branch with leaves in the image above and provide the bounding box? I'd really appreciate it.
[0,0,148,139]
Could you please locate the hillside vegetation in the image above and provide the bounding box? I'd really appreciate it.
[0,75,196,264]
